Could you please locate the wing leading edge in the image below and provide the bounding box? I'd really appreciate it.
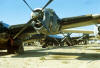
[60,14,100,30]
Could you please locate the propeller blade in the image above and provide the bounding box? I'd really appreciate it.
[23,0,34,12]
[13,18,34,39]
[42,0,53,10]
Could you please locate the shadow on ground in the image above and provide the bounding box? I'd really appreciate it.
[11,47,100,60]
[0,52,9,56]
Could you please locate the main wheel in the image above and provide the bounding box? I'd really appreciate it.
[7,38,24,54]
[15,45,24,54]
[13,39,24,54]
[42,44,47,48]
[7,46,15,54]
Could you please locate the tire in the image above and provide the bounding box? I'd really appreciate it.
[7,46,15,54]
[13,39,24,54]
[42,44,47,48]
[15,45,24,54]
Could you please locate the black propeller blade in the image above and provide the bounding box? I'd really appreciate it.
[23,0,34,12]
[13,18,34,39]
[42,0,53,10]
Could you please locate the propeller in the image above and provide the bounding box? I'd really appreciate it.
[42,0,53,10]
[13,0,54,39]
[23,0,34,12]
[13,18,34,39]
[41,0,54,32]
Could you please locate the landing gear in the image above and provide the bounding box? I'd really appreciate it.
[7,45,15,54]
[42,44,47,48]
[15,45,24,54]
[7,39,15,54]
[7,38,24,54]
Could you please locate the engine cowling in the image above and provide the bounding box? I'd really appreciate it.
[31,8,60,35]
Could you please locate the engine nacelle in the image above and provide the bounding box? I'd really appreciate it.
[31,8,60,35]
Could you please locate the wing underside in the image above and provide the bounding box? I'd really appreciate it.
[62,29,94,34]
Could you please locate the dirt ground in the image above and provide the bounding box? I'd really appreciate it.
[0,44,100,68]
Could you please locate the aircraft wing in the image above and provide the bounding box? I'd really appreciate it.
[60,14,100,30]
[62,29,94,34]
[9,24,35,34]
[8,14,100,37]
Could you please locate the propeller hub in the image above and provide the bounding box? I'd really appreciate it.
[31,8,43,19]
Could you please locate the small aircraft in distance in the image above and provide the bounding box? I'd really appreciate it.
[0,0,100,54]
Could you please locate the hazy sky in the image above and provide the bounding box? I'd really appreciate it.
[0,0,100,30]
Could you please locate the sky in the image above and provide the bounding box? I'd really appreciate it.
[0,0,100,31]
